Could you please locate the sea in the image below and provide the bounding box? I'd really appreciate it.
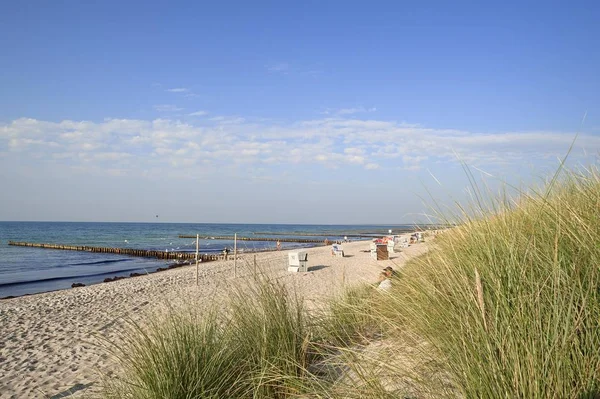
[0,222,420,298]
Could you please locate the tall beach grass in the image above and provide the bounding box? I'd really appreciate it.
[99,167,600,398]
[388,168,600,397]
[101,275,314,399]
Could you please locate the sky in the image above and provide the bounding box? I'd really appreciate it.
[1,0,599,224]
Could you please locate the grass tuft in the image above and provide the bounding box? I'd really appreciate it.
[101,275,313,399]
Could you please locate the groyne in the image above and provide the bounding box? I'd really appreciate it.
[178,235,334,243]
[8,241,223,261]
[251,232,388,238]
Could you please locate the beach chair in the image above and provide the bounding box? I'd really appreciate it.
[288,251,308,272]
[331,244,344,257]
[387,240,395,254]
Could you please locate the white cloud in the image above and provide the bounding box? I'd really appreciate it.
[402,155,428,170]
[209,116,246,124]
[166,88,189,93]
[344,147,364,155]
[188,110,208,116]
[347,155,365,164]
[154,104,184,112]
[93,152,133,161]
[1,116,598,181]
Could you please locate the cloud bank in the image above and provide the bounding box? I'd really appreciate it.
[1,115,598,181]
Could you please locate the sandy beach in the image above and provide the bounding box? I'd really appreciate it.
[0,234,433,398]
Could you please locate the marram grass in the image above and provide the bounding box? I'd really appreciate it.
[101,275,314,399]
[391,169,600,397]
[100,168,600,398]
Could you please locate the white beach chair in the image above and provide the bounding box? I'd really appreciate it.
[288,251,308,272]
[331,244,344,257]
[387,240,395,254]
[370,242,378,259]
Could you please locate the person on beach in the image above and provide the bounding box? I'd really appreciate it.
[276,240,281,251]
[383,266,396,278]
[377,271,392,291]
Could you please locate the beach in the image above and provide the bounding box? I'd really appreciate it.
[0,234,433,398]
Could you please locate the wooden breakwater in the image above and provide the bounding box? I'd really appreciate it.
[8,241,224,262]
[252,226,450,237]
[252,232,390,238]
[178,235,333,244]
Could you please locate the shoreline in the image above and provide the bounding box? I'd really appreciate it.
[1,224,437,300]
[0,232,436,398]
[0,241,341,301]
[3,227,434,300]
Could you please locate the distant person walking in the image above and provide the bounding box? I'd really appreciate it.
[276,240,281,251]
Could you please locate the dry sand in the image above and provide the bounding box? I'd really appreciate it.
[0,234,433,398]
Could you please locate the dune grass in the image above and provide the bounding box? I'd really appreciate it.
[100,168,600,398]
[387,168,600,397]
[318,284,379,347]
[101,275,314,399]
[102,309,243,399]
[307,167,600,397]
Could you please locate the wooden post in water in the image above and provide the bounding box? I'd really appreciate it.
[233,233,238,278]
[195,234,199,286]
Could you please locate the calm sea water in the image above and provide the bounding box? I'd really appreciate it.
[0,222,416,297]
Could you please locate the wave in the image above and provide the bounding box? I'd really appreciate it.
[0,266,155,288]
[68,258,134,266]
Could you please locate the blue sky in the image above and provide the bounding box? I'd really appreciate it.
[1,1,599,223]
